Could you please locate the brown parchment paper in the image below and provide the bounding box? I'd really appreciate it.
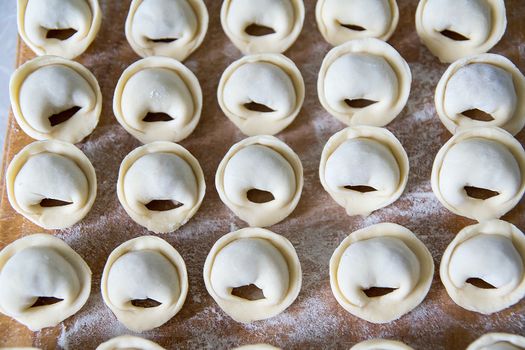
[1,1,525,349]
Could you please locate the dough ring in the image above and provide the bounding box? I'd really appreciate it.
[215,135,303,227]
[467,333,525,350]
[431,127,525,221]
[125,0,208,61]
[6,140,97,230]
[220,0,305,54]
[440,220,525,315]
[351,339,414,350]
[113,56,202,144]
[330,223,434,323]
[0,234,91,331]
[318,38,411,127]
[117,142,205,234]
[17,0,102,59]
[101,236,188,332]
[319,126,409,217]
[435,53,525,136]
[97,335,165,350]
[203,227,302,323]
[316,0,399,45]
[415,0,507,63]
[9,55,102,144]
[217,53,305,136]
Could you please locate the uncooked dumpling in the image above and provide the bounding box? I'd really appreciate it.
[96,335,165,350]
[431,127,525,221]
[215,135,303,227]
[125,0,208,61]
[101,236,188,332]
[113,56,202,144]
[330,223,434,323]
[217,53,305,136]
[220,0,305,54]
[203,227,302,323]
[6,140,97,230]
[319,126,409,216]
[435,53,525,136]
[440,220,525,315]
[316,0,399,45]
[17,0,102,58]
[415,0,507,63]
[117,142,205,233]
[9,55,102,144]
[467,333,525,350]
[0,234,91,331]
[351,339,414,350]
[318,38,411,127]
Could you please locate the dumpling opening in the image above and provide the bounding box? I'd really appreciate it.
[344,99,378,109]
[464,186,499,200]
[145,200,183,211]
[131,298,162,308]
[245,24,276,36]
[340,23,366,31]
[363,287,397,298]
[31,296,64,308]
[40,198,73,207]
[231,284,265,301]
[461,109,495,122]
[466,277,497,289]
[244,101,276,113]
[148,37,178,43]
[48,106,82,127]
[440,29,469,41]
[344,185,377,193]
[247,189,275,203]
[45,28,77,40]
[142,112,174,122]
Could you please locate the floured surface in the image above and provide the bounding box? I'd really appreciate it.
[1,0,525,349]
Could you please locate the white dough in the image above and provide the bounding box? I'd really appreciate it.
[330,223,434,323]
[125,0,208,61]
[0,234,91,331]
[440,220,525,314]
[318,38,411,127]
[101,236,188,332]
[218,54,304,136]
[351,339,414,350]
[10,56,102,143]
[17,0,102,58]
[113,56,202,144]
[203,227,302,323]
[467,333,525,350]
[97,335,165,350]
[6,140,97,230]
[415,0,507,63]
[316,0,399,45]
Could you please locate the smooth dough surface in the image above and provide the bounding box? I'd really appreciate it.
[0,234,91,331]
[319,126,409,216]
[218,53,304,136]
[6,140,97,230]
[215,135,303,227]
[203,227,302,323]
[9,55,102,143]
[440,220,525,314]
[316,0,399,45]
[467,333,525,350]
[117,142,205,234]
[415,0,507,63]
[351,339,414,350]
[96,335,165,350]
[113,56,202,144]
[318,38,411,127]
[17,0,102,58]
[101,236,188,332]
[431,127,525,221]
[330,223,434,323]
[125,0,208,61]
[220,0,305,54]
[435,53,525,136]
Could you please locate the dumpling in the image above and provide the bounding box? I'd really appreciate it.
[217,53,305,136]
[97,335,165,350]
[435,53,525,136]
[117,141,205,233]
[6,140,97,230]
[318,38,411,127]
[215,135,303,227]
[17,0,102,58]
[316,0,399,45]
[467,333,525,350]
[319,126,409,216]
[125,0,208,61]
[220,0,305,54]
[9,55,102,144]
[440,220,525,314]
[203,227,302,323]
[101,236,188,332]
[431,127,525,221]
[0,234,91,331]
[351,339,414,350]
[113,56,202,144]
[415,0,507,63]
[330,223,434,323]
